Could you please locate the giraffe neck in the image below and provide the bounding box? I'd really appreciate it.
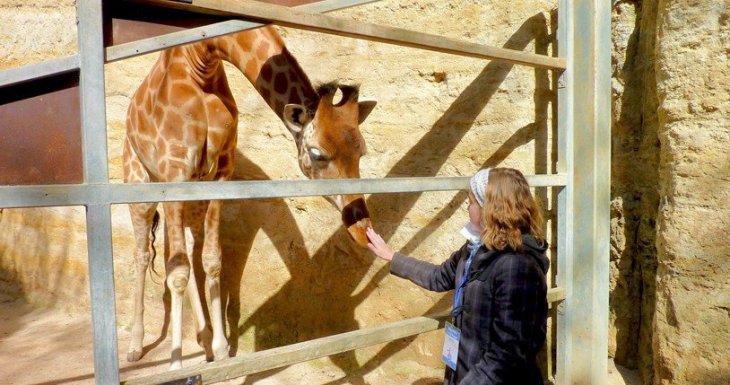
[203,26,319,119]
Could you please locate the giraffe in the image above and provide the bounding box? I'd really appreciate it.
[123,25,376,369]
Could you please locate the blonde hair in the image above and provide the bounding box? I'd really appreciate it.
[480,168,544,252]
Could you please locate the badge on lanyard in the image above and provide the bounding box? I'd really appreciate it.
[442,322,460,370]
[443,243,478,371]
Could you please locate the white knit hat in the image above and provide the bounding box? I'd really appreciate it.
[469,168,491,207]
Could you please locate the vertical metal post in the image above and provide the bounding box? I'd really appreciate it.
[556,0,611,384]
[555,0,572,382]
[77,1,120,384]
[85,204,120,384]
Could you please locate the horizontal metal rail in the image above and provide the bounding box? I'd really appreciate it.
[0,174,566,209]
[122,287,565,385]
[2,0,565,84]
[122,311,451,385]
[0,55,79,88]
[107,20,262,63]
[107,0,381,62]
[130,0,567,70]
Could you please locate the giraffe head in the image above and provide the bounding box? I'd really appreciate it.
[282,83,377,248]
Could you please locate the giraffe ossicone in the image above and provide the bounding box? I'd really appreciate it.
[123,25,376,369]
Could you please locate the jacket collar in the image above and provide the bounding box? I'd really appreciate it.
[467,245,506,280]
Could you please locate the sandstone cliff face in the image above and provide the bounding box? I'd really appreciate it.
[610,1,730,384]
[1,1,728,384]
[611,1,660,383]
[651,1,730,384]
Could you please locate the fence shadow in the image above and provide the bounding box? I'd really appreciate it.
[315,12,553,385]
[191,12,555,385]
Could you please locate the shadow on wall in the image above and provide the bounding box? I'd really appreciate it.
[609,2,660,384]
[0,207,85,310]
[198,12,556,385]
[0,206,91,384]
[0,209,31,334]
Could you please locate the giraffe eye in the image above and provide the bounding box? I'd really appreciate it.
[308,147,329,162]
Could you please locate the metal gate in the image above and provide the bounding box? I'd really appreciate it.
[0,0,610,384]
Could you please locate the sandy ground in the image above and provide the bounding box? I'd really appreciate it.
[0,299,640,385]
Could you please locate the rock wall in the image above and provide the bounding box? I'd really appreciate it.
[610,1,730,384]
[610,1,660,382]
[651,1,730,384]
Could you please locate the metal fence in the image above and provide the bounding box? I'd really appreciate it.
[0,0,609,384]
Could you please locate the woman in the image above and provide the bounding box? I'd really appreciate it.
[366,167,549,384]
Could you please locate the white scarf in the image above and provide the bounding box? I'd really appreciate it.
[460,222,482,246]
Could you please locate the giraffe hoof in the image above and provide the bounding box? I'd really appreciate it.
[213,344,230,361]
[197,328,214,361]
[127,349,143,362]
[197,327,212,347]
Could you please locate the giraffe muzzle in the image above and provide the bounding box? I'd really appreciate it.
[341,198,371,248]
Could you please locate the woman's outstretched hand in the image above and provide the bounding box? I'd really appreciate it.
[366,227,394,261]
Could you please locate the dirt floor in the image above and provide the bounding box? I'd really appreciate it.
[0,298,640,385]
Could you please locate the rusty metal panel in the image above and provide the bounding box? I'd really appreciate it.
[105,0,324,46]
[0,71,83,185]
[106,1,223,45]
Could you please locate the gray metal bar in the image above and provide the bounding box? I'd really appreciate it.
[557,1,611,384]
[77,1,119,384]
[0,55,79,88]
[0,174,567,209]
[85,204,120,385]
[123,311,451,385]
[79,7,111,184]
[555,0,572,383]
[298,0,380,13]
[123,286,565,385]
[106,20,257,62]
[131,0,566,70]
[106,0,381,62]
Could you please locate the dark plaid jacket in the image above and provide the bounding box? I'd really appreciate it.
[390,235,549,385]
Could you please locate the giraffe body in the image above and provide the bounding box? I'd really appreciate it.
[123,25,376,369]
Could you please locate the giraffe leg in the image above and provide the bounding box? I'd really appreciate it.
[163,201,189,370]
[127,202,158,362]
[201,199,229,360]
[184,202,214,362]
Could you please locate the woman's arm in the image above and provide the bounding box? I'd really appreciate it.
[367,227,460,292]
[389,250,460,292]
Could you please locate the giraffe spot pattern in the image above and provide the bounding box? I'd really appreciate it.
[256,40,270,61]
[121,26,374,367]
[261,63,273,82]
[260,87,271,104]
[289,88,302,106]
[272,54,287,67]
[230,49,241,67]
[274,72,288,95]
[245,58,258,78]
[274,99,284,116]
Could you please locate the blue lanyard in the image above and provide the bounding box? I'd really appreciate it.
[452,243,480,317]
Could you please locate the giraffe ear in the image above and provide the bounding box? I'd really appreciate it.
[283,104,310,136]
[358,100,377,124]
